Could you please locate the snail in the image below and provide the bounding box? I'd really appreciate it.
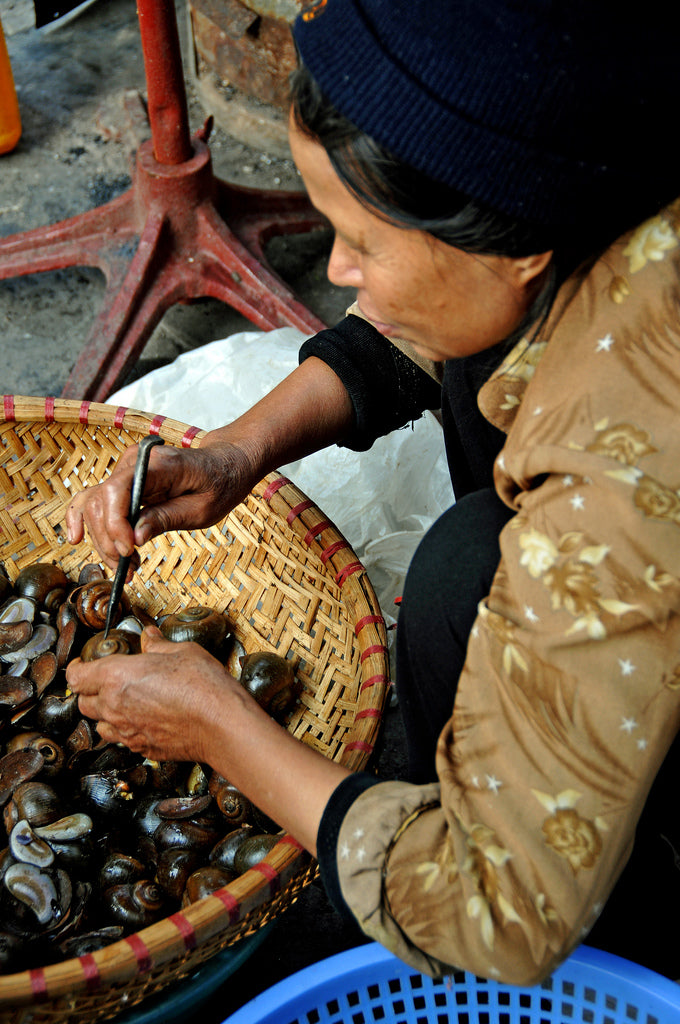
[239,652,301,720]
[73,579,129,631]
[182,865,235,905]
[13,564,69,614]
[103,880,167,931]
[80,629,141,662]
[159,606,229,652]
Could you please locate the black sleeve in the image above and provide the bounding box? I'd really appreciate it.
[299,315,441,451]
[316,771,381,919]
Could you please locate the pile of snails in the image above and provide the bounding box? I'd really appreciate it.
[0,561,301,975]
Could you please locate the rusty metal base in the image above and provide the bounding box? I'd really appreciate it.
[0,129,326,402]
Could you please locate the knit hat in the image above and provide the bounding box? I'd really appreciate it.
[293,0,678,234]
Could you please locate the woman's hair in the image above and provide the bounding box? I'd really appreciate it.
[290,64,611,329]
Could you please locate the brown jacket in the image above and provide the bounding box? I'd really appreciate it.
[335,201,680,984]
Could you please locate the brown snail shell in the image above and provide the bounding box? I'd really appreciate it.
[208,774,252,826]
[0,748,45,807]
[208,825,254,873]
[80,771,135,820]
[0,596,37,625]
[29,651,58,696]
[103,880,166,931]
[78,563,107,586]
[156,795,213,820]
[5,780,63,831]
[80,629,141,662]
[239,652,301,719]
[159,606,229,651]
[74,580,129,631]
[182,865,235,906]
[153,818,222,856]
[14,564,68,613]
[0,675,35,714]
[7,733,65,777]
[2,624,57,665]
[99,852,147,889]
[35,692,80,739]
[155,848,201,902]
[232,833,280,874]
[0,621,33,659]
[58,925,123,958]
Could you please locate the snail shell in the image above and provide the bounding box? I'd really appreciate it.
[14,564,68,613]
[99,852,147,889]
[239,652,300,719]
[233,833,280,874]
[208,774,252,826]
[74,580,129,631]
[4,780,63,831]
[0,749,45,807]
[103,880,166,931]
[155,848,201,902]
[9,819,55,868]
[159,606,229,651]
[80,629,141,662]
[208,826,254,873]
[182,865,235,905]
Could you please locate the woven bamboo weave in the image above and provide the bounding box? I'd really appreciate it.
[0,396,390,1022]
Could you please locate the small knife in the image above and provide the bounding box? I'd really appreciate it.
[103,434,165,639]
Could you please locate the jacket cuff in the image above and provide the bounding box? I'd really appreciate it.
[317,772,381,918]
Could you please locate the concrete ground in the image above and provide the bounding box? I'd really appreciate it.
[0,1,407,1020]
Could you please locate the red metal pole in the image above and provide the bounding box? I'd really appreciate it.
[136,0,193,165]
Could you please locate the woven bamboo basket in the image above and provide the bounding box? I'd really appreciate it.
[0,396,390,1023]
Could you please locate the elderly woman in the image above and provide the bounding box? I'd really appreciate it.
[66,0,680,985]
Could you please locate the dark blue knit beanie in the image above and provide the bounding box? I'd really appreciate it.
[293,0,678,232]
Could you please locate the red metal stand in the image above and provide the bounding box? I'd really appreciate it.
[0,0,326,402]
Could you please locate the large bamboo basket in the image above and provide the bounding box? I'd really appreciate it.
[0,396,390,1023]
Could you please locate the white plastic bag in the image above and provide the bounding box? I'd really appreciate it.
[111,328,454,633]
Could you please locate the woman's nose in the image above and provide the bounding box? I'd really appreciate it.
[327,236,363,289]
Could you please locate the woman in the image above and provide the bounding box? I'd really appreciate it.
[66,0,680,984]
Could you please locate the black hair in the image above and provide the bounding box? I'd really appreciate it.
[290,64,608,333]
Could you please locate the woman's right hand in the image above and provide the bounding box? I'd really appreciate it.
[65,437,256,572]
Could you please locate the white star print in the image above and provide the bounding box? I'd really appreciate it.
[355,847,366,863]
[596,333,615,352]
[637,738,648,751]
[620,717,638,734]
[339,842,350,860]
[570,493,585,510]
[532,406,543,416]
[562,475,574,487]
[353,828,365,840]
[618,658,636,676]
[486,774,503,794]
[524,605,540,623]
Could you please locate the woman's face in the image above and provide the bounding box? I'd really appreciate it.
[289,119,551,363]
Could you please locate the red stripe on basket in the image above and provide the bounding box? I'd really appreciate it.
[355,615,384,634]
[44,396,55,422]
[360,644,388,663]
[3,395,15,421]
[79,401,91,424]
[169,911,197,951]
[360,674,388,692]
[213,887,241,924]
[334,561,363,586]
[80,953,101,993]
[286,499,313,524]
[276,834,304,851]
[114,406,127,428]
[149,415,165,435]
[320,539,349,563]
[28,968,48,1000]
[252,861,280,895]
[345,740,374,753]
[125,933,152,974]
[303,520,332,546]
[356,708,381,720]
[181,425,201,448]
[263,476,290,502]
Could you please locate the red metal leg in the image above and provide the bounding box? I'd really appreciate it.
[0,0,327,402]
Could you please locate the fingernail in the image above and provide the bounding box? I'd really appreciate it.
[115,540,131,557]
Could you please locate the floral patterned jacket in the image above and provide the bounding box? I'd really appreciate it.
[334,201,680,984]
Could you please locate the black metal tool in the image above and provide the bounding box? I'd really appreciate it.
[103,434,165,639]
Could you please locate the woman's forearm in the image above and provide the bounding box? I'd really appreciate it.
[199,355,355,478]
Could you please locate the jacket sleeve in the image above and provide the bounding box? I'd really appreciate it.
[299,314,441,451]
[320,208,680,985]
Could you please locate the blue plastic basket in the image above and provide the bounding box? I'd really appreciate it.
[221,942,680,1024]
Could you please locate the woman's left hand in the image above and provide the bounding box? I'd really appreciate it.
[65,626,236,763]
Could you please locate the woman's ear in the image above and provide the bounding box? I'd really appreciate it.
[511,249,554,289]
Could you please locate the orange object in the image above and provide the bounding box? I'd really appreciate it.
[0,17,21,154]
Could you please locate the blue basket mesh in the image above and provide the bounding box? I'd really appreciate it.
[222,942,680,1024]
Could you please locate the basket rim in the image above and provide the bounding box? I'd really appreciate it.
[0,397,391,1009]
